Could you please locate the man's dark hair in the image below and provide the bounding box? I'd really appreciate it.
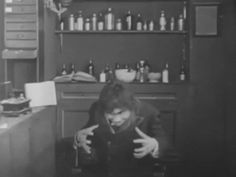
[98,81,136,113]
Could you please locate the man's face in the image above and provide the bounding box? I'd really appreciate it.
[105,108,131,127]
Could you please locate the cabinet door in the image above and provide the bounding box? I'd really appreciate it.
[57,97,98,139]
[137,95,177,146]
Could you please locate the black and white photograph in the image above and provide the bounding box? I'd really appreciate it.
[0,0,235,177]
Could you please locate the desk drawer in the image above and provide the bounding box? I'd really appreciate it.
[5,5,36,14]
[5,22,36,31]
[5,0,37,5]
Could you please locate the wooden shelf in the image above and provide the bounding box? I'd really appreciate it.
[55,30,188,35]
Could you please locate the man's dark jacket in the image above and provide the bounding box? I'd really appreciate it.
[78,100,170,177]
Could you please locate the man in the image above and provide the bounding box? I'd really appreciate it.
[74,81,169,177]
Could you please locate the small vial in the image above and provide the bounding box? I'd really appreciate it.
[60,21,64,30]
[105,8,114,30]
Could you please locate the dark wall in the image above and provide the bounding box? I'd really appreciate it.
[224,0,236,176]
[0,0,5,82]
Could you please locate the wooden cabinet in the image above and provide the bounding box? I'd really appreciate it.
[56,83,194,150]
[0,107,56,177]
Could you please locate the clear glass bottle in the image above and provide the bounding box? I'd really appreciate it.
[77,11,84,31]
[85,18,91,31]
[162,63,169,83]
[116,18,122,31]
[178,14,184,31]
[92,13,97,31]
[69,14,75,31]
[105,8,114,31]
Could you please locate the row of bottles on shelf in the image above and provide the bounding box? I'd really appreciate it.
[60,7,186,32]
[60,59,187,83]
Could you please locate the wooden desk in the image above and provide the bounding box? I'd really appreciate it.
[0,106,56,177]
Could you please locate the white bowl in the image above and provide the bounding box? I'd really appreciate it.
[148,72,161,82]
[115,69,136,83]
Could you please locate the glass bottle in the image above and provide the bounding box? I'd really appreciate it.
[97,13,104,31]
[92,13,97,31]
[69,14,75,31]
[179,64,186,81]
[116,18,122,31]
[136,13,143,31]
[61,64,67,75]
[85,18,91,31]
[105,8,114,31]
[77,10,84,31]
[70,64,76,74]
[162,63,169,83]
[159,10,167,31]
[125,10,133,30]
[135,62,140,81]
[170,17,175,31]
[88,59,95,76]
[178,14,184,31]
[139,60,145,83]
[149,20,154,31]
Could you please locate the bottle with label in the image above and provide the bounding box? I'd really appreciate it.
[105,8,114,31]
[85,18,91,31]
[125,10,133,30]
[92,13,97,31]
[179,64,186,81]
[88,59,95,76]
[136,13,143,31]
[159,10,167,31]
[97,13,104,31]
[61,64,67,75]
[162,63,169,83]
[69,14,75,31]
[178,14,184,31]
[77,11,84,31]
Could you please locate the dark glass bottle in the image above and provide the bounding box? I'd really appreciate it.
[179,64,186,81]
[88,60,95,76]
[61,64,67,75]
